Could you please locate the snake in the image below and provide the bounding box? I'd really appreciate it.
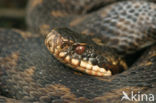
[0,0,156,102]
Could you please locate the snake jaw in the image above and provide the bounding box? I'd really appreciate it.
[45,28,127,76]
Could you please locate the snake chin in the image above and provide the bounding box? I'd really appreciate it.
[45,28,127,76]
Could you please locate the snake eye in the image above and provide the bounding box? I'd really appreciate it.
[75,45,86,54]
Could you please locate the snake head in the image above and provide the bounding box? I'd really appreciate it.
[45,28,127,76]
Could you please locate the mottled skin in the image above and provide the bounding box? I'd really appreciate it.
[0,0,156,103]
[0,29,156,103]
[27,0,156,53]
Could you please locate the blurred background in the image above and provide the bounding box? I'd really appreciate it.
[0,0,27,30]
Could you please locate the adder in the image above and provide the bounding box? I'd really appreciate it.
[0,0,156,103]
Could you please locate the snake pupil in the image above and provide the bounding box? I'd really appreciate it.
[75,45,86,55]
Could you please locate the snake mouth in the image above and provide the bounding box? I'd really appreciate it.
[45,28,127,76]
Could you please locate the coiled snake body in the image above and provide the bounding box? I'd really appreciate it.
[0,0,156,103]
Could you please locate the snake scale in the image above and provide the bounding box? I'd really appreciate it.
[0,0,156,103]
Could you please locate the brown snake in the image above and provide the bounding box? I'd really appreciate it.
[0,0,156,102]
[36,0,156,76]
